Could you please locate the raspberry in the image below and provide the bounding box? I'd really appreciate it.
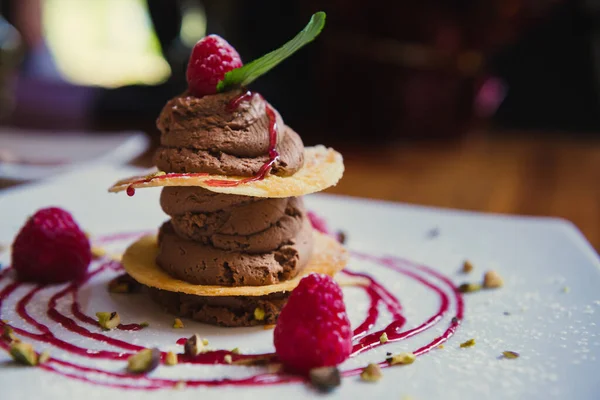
[274,273,352,374]
[186,34,243,97]
[12,207,92,284]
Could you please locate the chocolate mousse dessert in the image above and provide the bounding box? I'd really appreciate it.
[111,13,347,327]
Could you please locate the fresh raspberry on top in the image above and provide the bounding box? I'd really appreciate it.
[274,273,352,374]
[12,207,92,284]
[186,34,242,97]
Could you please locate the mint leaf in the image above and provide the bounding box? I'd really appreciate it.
[217,12,326,92]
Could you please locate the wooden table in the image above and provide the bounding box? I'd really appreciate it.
[1,130,599,251]
[324,131,600,251]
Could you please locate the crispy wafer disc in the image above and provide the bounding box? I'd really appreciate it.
[108,146,343,198]
[122,230,347,296]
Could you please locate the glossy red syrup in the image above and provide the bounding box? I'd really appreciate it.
[0,230,464,390]
[204,91,280,187]
[125,172,209,197]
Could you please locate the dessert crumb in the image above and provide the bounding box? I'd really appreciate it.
[462,260,474,274]
[458,282,481,293]
[387,352,416,365]
[173,318,184,329]
[96,312,120,331]
[263,324,275,330]
[231,347,240,354]
[309,366,341,392]
[460,338,476,348]
[38,350,50,364]
[360,363,382,382]
[165,351,178,366]
[562,286,570,293]
[224,354,233,364]
[254,307,266,321]
[379,332,389,344]
[437,344,444,350]
[174,381,186,390]
[502,351,520,359]
[91,246,107,260]
[483,270,503,288]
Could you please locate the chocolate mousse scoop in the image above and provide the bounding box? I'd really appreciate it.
[154,89,304,176]
[157,186,314,286]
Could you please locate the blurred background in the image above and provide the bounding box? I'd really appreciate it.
[0,0,598,249]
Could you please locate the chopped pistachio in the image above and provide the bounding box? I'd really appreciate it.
[460,338,476,348]
[458,282,482,293]
[202,338,209,346]
[254,307,266,321]
[231,347,240,354]
[309,366,341,392]
[502,351,520,359]
[387,352,416,365]
[165,351,178,366]
[462,260,474,273]
[174,381,186,390]
[9,342,38,366]
[139,322,149,328]
[483,270,503,289]
[96,312,120,331]
[184,334,206,357]
[38,350,50,364]
[173,318,184,329]
[379,332,389,344]
[360,363,382,382]
[107,274,141,294]
[224,354,233,364]
[2,326,19,343]
[91,246,107,260]
[127,348,160,374]
[437,344,444,350]
[562,286,570,293]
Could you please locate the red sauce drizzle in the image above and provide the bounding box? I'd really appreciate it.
[0,230,464,390]
[125,172,209,197]
[203,91,280,187]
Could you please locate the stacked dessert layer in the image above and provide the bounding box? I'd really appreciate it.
[146,90,317,326]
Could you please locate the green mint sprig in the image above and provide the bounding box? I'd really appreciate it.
[216,11,326,92]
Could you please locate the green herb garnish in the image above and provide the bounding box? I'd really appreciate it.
[216,11,326,92]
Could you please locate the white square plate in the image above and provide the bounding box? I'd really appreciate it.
[0,164,599,400]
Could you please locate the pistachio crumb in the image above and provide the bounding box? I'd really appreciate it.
[387,352,416,366]
[263,324,275,330]
[9,342,38,366]
[360,363,382,382]
[483,270,503,289]
[96,312,120,331]
[91,246,107,260]
[127,348,160,373]
[309,366,341,392]
[379,332,388,344]
[224,354,233,364]
[140,322,149,328]
[462,260,474,273]
[2,326,19,343]
[460,338,476,348]
[184,334,205,357]
[437,344,444,349]
[202,338,209,346]
[254,307,266,321]
[174,381,186,390]
[38,350,50,364]
[458,282,482,293]
[165,351,178,366]
[173,318,184,329]
[231,347,240,354]
[502,351,520,359]
[562,286,570,293]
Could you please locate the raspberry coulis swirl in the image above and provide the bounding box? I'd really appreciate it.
[0,230,464,390]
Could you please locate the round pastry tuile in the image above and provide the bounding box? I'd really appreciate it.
[108,146,343,199]
[121,230,347,297]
